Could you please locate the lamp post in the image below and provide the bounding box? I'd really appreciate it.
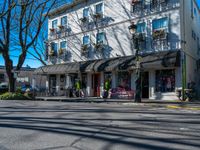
[128,23,142,103]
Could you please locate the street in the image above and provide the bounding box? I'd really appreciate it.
[0,100,200,150]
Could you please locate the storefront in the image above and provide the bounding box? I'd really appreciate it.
[34,50,181,100]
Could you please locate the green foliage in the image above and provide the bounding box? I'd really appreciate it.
[0,92,31,100]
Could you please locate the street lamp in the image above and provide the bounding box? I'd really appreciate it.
[128,22,142,103]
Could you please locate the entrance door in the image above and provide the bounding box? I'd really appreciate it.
[49,75,56,96]
[142,72,149,98]
[93,74,100,97]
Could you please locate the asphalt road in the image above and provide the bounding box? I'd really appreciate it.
[0,100,200,150]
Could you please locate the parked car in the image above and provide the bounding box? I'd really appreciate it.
[0,82,8,94]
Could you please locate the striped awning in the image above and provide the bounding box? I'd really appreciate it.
[34,50,180,74]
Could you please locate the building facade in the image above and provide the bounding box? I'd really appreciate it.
[35,0,200,100]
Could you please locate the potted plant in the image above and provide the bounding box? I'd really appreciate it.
[93,13,103,19]
[58,25,64,29]
[80,17,88,23]
[50,28,55,32]
[58,48,64,55]
[49,49,55,56]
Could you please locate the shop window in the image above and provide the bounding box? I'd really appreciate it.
[155,69,175,92]
[117,71,131,89]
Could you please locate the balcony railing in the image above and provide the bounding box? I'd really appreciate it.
[131,0,180,16]
[49,26,71,41]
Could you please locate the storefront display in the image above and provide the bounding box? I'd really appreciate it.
[117,71,131,89]
[155,69,175,92]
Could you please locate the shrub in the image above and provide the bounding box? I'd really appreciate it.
[0,92,31,100]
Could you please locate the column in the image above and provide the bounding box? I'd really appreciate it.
[87,73,92,97]
[56,74,60,96]
[149,70,155,99]
[112,71,116,88]
[100,72,104,98]
[131,71,136,90]
[46,75,49,96]
[175,67,182,89]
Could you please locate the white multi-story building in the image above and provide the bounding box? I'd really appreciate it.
[35,0,200,100]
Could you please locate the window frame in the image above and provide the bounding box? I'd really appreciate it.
[83,35,90,45]
[52,19,58,29]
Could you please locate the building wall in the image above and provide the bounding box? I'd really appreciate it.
[180,0,200,85]
[47,0,181,64]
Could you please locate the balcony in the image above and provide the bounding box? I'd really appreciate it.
[94,41,105,52]
[49,26,71,41]
[131,0,180,17]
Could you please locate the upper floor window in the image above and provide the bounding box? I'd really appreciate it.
[96,3,103,14]
[60,41,67,49]
[96,32,105,44]
[136,23,146,33]
[52,20,58,29]
[61,16,67,26]
[50,42,58,55]
[83,8,89,18]
[83,35,90,45]
[152,17,168,30]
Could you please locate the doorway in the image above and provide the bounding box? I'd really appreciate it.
[142,72,149,98]
[92,74,100,97]
[49,75,56,96]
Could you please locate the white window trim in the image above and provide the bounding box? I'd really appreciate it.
[94,2,104,17]
[60,16,68,28]
[83,34,90,45]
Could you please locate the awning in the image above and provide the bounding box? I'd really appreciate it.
[34,62,80,74]
[34,50,180,74]
[141,50,180,69]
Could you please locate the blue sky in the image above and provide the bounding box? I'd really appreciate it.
[0,0,200,68]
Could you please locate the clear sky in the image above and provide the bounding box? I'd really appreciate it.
[0,0,200,68]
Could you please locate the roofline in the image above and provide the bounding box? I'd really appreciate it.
[47,0,85,18]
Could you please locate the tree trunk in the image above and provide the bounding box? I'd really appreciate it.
[3,53,15,92]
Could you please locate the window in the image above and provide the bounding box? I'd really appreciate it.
[96,32,105,44]
[136,23,146,33]
[152,18,168,30]
[155,69,175,92]
[83,8,89,18]
[61,16,67,26]
[52,20,58,29]
[96,3,103,14]
[60,41,66,49]
[83,35,90,45]
[51,42,58,55]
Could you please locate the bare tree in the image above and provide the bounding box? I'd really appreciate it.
[0,0,58,92]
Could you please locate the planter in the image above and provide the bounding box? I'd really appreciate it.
[58,49,64,55]
[153,29,167,40]
[93,13,103,19]
[50,28,55,32]
[80,17,88,22]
